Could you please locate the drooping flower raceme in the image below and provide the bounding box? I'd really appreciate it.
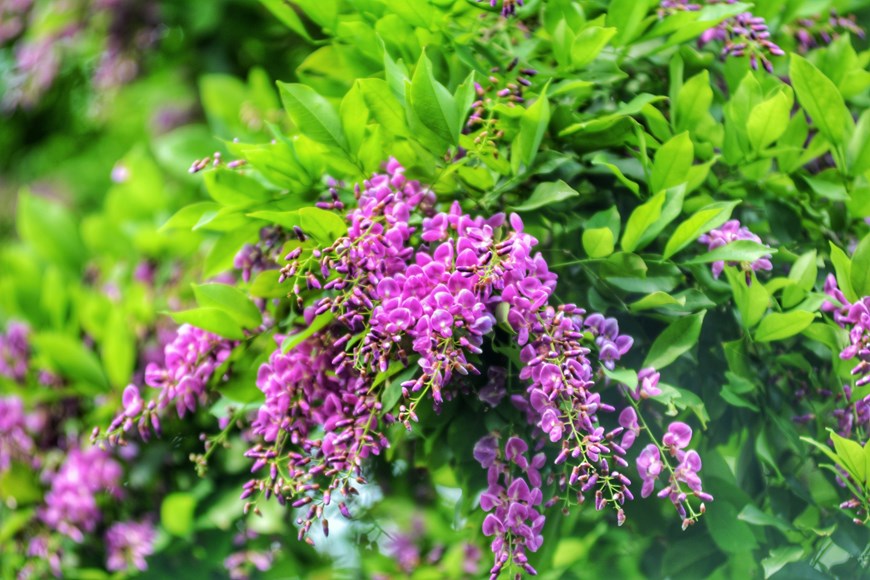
[822,275,870,443]
[101,324,236,444]
[698,219,773,280]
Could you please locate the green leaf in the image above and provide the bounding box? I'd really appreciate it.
[259,0,313,40]
[663,201,740,259]
[203,169,271,206]
[629,291,685,311]
[168,308,246,340]
[621,190,665,253]
[754,311,816,342]
[725,269,769,329]
[17,190,85,270]
[513,85,551,172]
[340,81,368,157]
[829,430,867,484]
[409,51,458,146]
[582,227,615,258]
[193,283,262,329]
[511,180,579,211]
[643,311,705,369]
[602,366,638,389]
[161,492,197,537]
[102,310,135,388]
[790,54,853,148]
[830,242,857,303]
[359,78,409,137]
[762,546,805,579]
[278,82,348,151]
[782,250,817,309]
[249,270,288,299]
[847,108,870,176]
[650,132,693,193]
[571,26,617,68]
[747,89,792,151]
[849,232,870,298]
[248,207,347,244]
[706,502,758,555]
[281,311,335,353]
[607,0,650,45]
[33,333,108,391]
[686,240,775,265]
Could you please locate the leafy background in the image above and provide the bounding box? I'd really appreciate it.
[2,0,870,578]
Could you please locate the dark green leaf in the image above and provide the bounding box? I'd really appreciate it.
[643,311,705,369]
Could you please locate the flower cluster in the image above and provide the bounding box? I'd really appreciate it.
[0,0,32,44]
[105,519,156,572]
[475,435,545,578]
[659,0,785,72]
[791,11,865,52]
[822,275,870,437]
[254,159,707,569]
[698,219,773,281]
[39,446,123,542]
[100,323,236,444]
[0,321,29,381]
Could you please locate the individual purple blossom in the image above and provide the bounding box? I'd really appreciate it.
[698,219,773,280]
[662,421,693,458]
[619,407,640,449]
[105,519,156,572]
[39,446,123,542]
[636,444,663,498]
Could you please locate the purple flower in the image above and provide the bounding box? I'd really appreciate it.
[618,407,640,449]
[636,444,663,498]
[663,422,693,457]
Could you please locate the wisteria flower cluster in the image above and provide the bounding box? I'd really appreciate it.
[698,219,773,281]
[791,11,865,52]
[236,159,710,575]
[822,275,870,437]
[659,0,785,72]
[100,323,236,445]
